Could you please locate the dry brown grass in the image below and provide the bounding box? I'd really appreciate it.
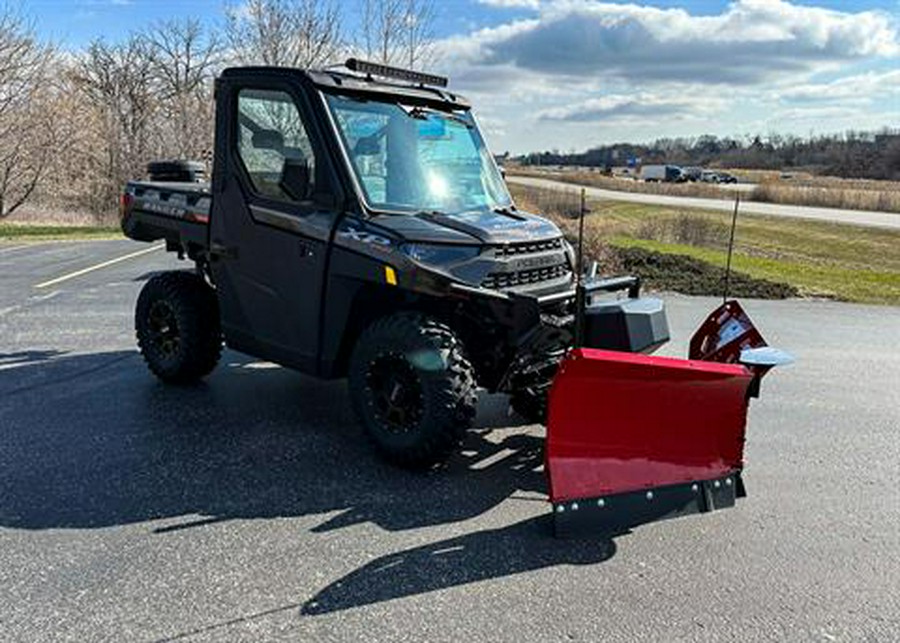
[6,203,119,226]
[510,166,900,213]
[744,171,900,212]
[727,168,900,192]
[515,184,727,253]
[750,182,900,212]
[511,184,798,299]
[635,213,729,248]
[513,184,623,271]
[512,167,728,199]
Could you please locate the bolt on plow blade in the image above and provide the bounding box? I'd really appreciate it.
[546,348,755,537]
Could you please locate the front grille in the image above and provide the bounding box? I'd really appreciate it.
[482,263,569,289]
[494,238,563,257]
[482,236,571,291]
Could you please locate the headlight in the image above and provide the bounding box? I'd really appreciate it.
[400,243,481,265]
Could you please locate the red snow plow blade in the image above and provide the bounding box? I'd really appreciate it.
[546,300,788,536]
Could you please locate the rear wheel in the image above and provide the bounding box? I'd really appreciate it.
[348,313,477,469]
[135,271,222,384]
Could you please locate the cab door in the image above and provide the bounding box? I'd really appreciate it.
[209,82,340,373]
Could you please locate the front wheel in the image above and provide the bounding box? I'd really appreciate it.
[135,271,222,384]
[348,313,477,469]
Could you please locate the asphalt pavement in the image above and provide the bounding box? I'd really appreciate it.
[1,240,898,642]
[509,175,900,230]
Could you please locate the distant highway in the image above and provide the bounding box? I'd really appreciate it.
[509,175,900,231]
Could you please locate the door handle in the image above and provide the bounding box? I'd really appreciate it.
[209,241,238,259]
[297,239,315,258]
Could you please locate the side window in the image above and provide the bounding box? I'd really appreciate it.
[236,88,316,203]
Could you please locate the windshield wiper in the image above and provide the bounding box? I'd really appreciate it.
[404,105,474,129]
[493,205,525,220]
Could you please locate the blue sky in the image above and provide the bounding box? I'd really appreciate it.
[22,0,900,153]
[27,0,898,46]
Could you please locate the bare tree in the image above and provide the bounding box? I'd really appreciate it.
[0,10,55,217]
[144,18,220,159]
[400,0,435,69]
[35,65,110,218]
[225,0,344,68]
[361,0,436,69]
[361,0,403,66]
[70,36,159,209]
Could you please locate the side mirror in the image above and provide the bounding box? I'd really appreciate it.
[252,129,284,152]
[353,135,381,156]
[280,158,310,201]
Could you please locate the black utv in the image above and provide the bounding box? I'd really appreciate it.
[121,59,668,469]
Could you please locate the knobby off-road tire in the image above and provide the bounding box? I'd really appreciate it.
[135,271,222,384]
[348,313,478,469]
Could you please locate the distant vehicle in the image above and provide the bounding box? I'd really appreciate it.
[700,170,738,184]
[682,166,703,182]
[717,171,738,184]
[640,164,685,183]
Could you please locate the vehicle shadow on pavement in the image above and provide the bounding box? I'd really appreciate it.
[0,349,556,534]
[301,517,617,615]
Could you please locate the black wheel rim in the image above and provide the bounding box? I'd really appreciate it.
[147,301,180,360]
[366,353,424,433]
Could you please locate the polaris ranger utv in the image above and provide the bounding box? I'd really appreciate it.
[121,59,789,535]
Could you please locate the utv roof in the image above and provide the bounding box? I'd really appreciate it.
[220,59,471,111]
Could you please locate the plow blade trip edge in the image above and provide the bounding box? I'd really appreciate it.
[546,348,755,534]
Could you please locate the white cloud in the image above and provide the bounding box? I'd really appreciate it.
[538,91,726,123]
[447,0,899,85]
[778,70,900,103]
[436,1,900,153]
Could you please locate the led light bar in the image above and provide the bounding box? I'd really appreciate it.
[345,58,448,88]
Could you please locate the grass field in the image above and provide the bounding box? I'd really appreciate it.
[0,223,123,242]
[511,184,900,305]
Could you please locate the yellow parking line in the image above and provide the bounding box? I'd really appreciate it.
[35,244,164,289]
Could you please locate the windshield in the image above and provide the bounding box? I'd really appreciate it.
[325,93,512,214]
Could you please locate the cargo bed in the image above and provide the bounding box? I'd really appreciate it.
[121,180,211,251]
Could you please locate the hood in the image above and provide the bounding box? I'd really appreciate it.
[369,208,562,245]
